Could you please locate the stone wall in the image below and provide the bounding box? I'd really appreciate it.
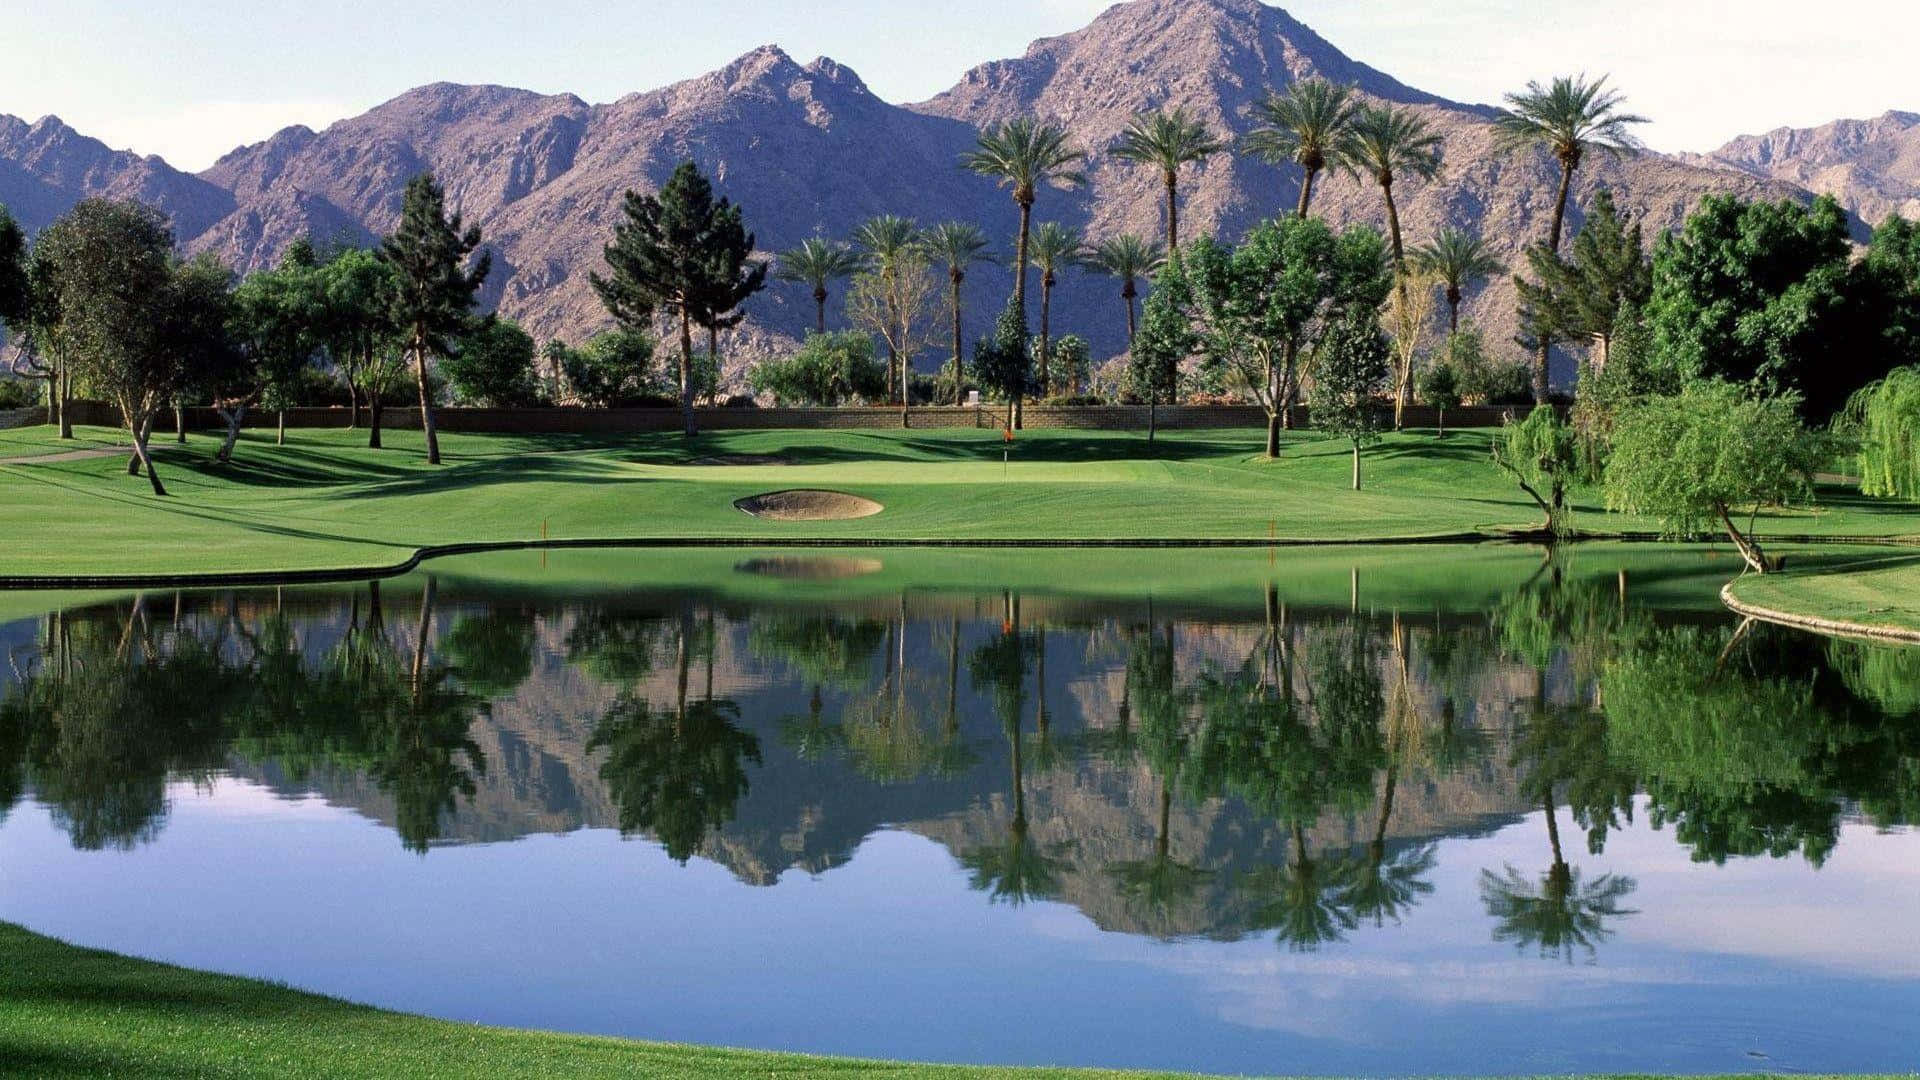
[62,401,1525,434]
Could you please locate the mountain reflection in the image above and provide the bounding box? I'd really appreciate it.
[1,554,1916,955]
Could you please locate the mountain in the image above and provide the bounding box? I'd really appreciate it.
[1683,110,1920,226]
[0,114,232,237]
[0,0,1837,385]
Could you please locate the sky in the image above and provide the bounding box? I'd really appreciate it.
[2,0,1917,171]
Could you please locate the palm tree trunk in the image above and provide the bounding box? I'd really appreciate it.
[1124,286,1138,344]
[814,287,828,335]
[1014,201,1033,313]
[1535,163,1576,405]
[1040,276,1057,398]
[678,305,697,438]
[1297,166,1318,218]
[949,274,965,405]
[368,394,384,449]
[1447,287,1461,335]
[1165,172,1180,255]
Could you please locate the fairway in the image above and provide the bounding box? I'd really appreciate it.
[2,424,1917,582]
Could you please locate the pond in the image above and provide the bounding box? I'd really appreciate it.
[1,545,1916,1076]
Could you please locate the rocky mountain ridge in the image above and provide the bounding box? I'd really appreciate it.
[0,0,1859,385]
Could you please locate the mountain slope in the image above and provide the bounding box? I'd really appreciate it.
[0,0,1843,386]
[1683,110,1920,226]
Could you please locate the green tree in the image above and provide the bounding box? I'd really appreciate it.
[1311,308,1392,490]
[1128,260,1195,443]
[1111,106,1225,254]
[921,222,993,403]
[1411,227,1505,334]
[1515,190,1651,372]
[775,236,865,334]
[1188,217,1391,456]
[971,296,1033,425]
[1043,333,1092,397]
[551,328,657,408]
[962,620,1066,906]
[1026,222,1082,395]
[1081,233,1162,346]
[1605,380,1820,573]
[748,330,887,405]
[1494,75,1648,402]
[961,117,1086,318]
[1417,361,1460,434]
[593,161,761,437]
[232,247,325,447]
[0,205,26,352]
[32,200,201,493]
[1243,78,1361,218]
[314,247,401,443]
[442,317,540,407]
[1644,194,1863,419]
[1491,405,1580,535]
[380,173,490,464]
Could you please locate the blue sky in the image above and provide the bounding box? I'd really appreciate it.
[2,0,1914,170]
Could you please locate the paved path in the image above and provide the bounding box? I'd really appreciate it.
[0,446,126,465]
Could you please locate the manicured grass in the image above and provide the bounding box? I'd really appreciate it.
[1,424,1916,580]
[1725,547,1920,638]
[0,922,1209,1078]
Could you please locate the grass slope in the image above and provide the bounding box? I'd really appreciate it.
[1725,548,1920,638]
[1,424,1915,580]
[0,923,1204,1079]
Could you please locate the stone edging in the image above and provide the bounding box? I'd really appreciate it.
[1720,580,1920,645]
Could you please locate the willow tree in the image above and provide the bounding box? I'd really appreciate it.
[1244,78,1361,218]
[1844,366,1920,499]
[1605,380,1819,574]
[775,237,865,335]
[1111,106,1225,255]
[961,117,1085,316]
[1494,74,1647,403]
[381,174,489,463]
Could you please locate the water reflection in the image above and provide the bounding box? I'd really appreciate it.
[1,553,1917,962]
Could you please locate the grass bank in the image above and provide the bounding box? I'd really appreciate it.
[1,424,1916,582]
[0,922,1206,1078]
[1724,548,1920,641]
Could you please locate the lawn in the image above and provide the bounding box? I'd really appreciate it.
[1,423,1916,581]
[1725,547,1920,639]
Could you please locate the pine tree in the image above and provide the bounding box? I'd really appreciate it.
[594,161,765,437]
[380,174,490,465]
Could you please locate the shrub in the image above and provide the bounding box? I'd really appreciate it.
[444,318,543,407]
[553,329,660,407]
[748,331,886,406]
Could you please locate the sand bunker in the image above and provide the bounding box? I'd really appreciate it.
[734,489,883,521]
[734,556,885,580]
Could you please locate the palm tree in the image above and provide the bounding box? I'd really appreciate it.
[1243,78,1362,217]
[960,117,1086,316]
[851,214,923,404]
[1347,104,1443,272]
[1027,222,1083,396]
[775,237,866,334]
[1411,227,1506,333]
[920,222,993,404]
[1111,106,1225,255]
[1494,74,1648,402]
[1081,234,1163,345]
